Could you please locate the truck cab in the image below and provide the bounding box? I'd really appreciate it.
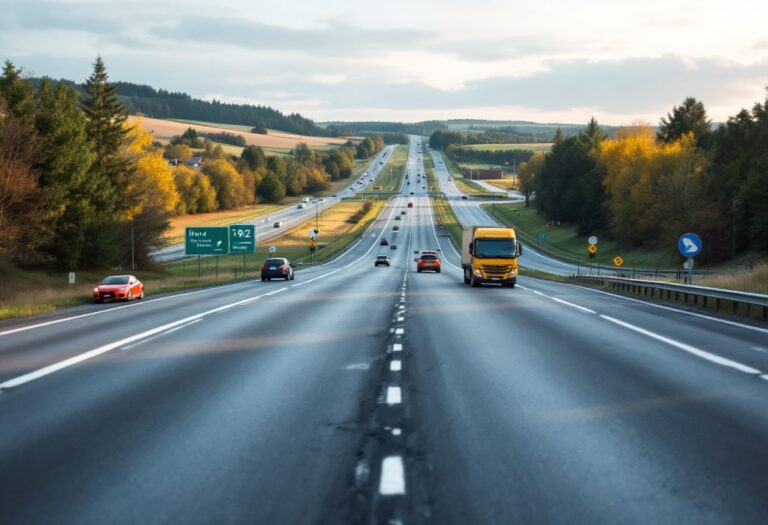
[461,226,523,287]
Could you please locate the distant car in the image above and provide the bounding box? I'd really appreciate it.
[261,257,294,281]
[422,186,426,189]
[416,252,441,273]
[273,221,283,228]
[410,192,415,195]
[393,225,400,231]
[332,194,337,197]
[401,210,406,215]
[407,181,410,185]
[375,255,391,267]
[390,244,397,250]
[448,177,453,181]
[380,237,389,246]
[407,202,413,208]
[93,275,144,303]
[461,195,468,200]
[394,215,401,220]
[297,204,305,209]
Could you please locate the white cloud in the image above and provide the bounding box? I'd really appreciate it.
[1,0,767,123]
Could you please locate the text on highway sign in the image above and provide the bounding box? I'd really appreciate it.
[185,227,229,255]
[229,224,255,254]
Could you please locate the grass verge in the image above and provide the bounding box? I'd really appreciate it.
[359,146,406,196]
[485,202,678,268]
[0,199,386,321]
[433,197,463,248]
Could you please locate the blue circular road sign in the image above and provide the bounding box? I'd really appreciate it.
[678,233,702,257]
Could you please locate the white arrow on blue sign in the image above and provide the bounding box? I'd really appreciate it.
[678,233,702,257]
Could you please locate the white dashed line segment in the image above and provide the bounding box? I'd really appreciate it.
[386,386,402,405]
[379,456,406,495]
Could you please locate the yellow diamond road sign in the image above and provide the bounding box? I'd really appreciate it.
[587,244,597,254]
[613,256,624,267]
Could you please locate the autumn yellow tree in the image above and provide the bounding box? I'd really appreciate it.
[517,153,544,207]
[122,118,180,267]
[599,125,719,251]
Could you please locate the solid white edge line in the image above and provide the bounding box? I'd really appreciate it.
[600,314,762,375]
[571,284,768,335]
[0,279,261,338]
[379,456,406,495]
[121,318,203,350]
[517,285,596,314]
[0,288,288,390]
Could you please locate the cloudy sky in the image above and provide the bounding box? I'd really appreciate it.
[2,0,767,124]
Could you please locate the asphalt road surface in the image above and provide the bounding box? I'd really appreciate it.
[2,136,768,524]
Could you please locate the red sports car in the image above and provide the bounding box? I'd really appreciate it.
[93,275,144,302]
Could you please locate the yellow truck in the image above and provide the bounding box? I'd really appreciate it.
[461,226,523,287]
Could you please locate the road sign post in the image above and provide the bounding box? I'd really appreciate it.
[678,233,702,284]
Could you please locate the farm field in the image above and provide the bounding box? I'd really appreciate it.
[462,143,552,152]
[130,116,352,152]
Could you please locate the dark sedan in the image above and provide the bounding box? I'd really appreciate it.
[261,258,295,281]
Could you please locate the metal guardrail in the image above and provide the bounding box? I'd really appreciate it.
[573,275,768,321]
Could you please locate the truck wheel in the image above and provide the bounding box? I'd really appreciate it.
[463,269,470,284]
[470,273,480,287]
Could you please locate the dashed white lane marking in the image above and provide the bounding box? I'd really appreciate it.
[397,316,405,322]
[392,343,403,352]
[379,456,406,495]
[395,328,404,335]
[390,360,402,372]
[571,284,768,335]
[518,285,596,314]
[386,386,402,404]
[0,288,289,391]
[398,305,405,310]
[600,315,762,375]
[751,346,768,354]
[391,428,402,436]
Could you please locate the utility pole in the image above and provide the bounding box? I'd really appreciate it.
[131,221,135,273]
[316,200,319,230]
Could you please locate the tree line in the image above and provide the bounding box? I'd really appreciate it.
[0,58,386,271]
[519,94,768,263]
[30,78,328,137]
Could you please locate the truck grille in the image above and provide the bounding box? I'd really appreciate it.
[481,265,513,277]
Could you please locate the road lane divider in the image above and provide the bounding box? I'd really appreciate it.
[600,314,762,375]
[0,287,288,391]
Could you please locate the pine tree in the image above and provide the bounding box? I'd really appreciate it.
[35,79,96,268]
[657,97,712,148]
[0,61,35,122]
[79,56,132,267]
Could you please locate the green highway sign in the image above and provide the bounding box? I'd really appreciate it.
[185,227,229,255]
[229,224,256,253]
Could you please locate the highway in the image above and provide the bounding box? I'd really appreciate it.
[2,136,768,524]
[431,149,580,276]
[152,146,396,262]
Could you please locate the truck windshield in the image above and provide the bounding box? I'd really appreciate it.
[475,239,516,259]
